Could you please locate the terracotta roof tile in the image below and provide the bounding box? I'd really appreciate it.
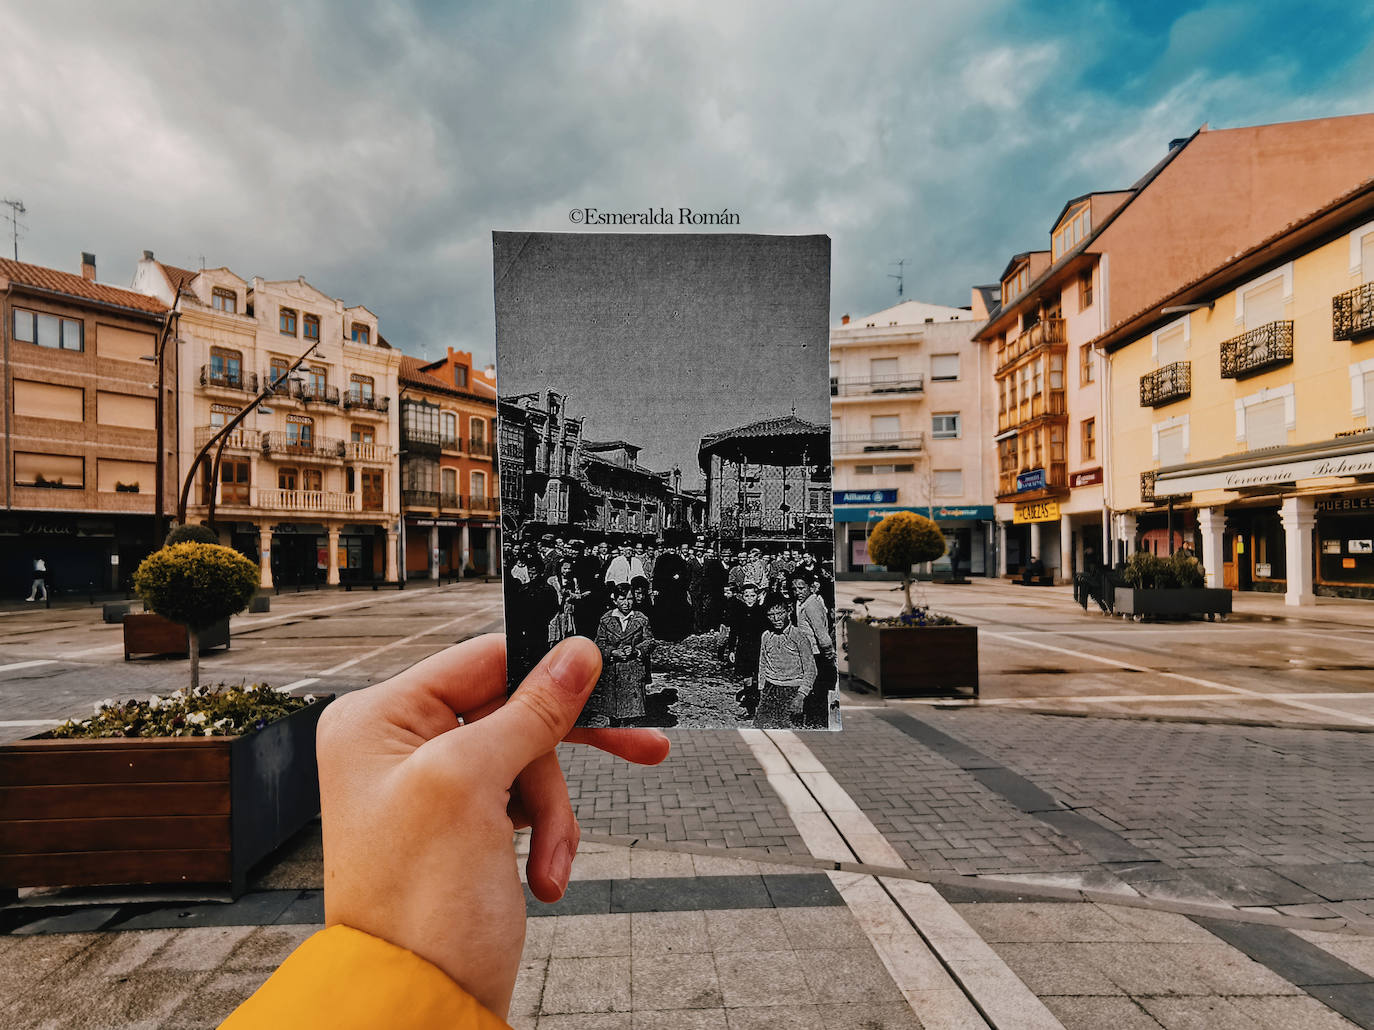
[158,262,198,295]
[0,258,167,316]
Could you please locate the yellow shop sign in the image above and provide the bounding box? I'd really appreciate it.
[1013,499,1060,524]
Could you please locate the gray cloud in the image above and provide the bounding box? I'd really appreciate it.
[3,1,1373,368]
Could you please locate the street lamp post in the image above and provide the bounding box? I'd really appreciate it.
[178,341,321,527]
[141,300,182,548]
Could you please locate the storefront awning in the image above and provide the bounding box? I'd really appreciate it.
[1155,437,1374,497]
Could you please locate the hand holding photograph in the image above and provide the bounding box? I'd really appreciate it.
[494,232,838,730]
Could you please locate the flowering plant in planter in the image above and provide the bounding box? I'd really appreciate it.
[47,683,316,739]
[861,606,959,628]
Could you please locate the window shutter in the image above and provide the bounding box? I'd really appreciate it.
[1245,398,1286,449]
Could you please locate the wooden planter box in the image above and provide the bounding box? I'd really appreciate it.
[123,613,230,661]
[0,697,330,899]
[846,619,979,698]
[1114,587,1232,620]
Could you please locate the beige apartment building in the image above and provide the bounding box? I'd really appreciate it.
[0,254,172,597]
[829,299,995,577]
[976,113,1374,581]
[1095,179,1374,604]
[134,255,402,588]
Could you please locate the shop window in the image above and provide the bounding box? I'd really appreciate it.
[212,287,237,313]
[13,308,83,351]
[280,308,298,336]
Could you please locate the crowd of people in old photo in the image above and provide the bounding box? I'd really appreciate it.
[503,536,837,729]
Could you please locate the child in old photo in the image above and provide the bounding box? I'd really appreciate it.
[754,594,816,729]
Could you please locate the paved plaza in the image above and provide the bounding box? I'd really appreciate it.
[3,579,1374,1027]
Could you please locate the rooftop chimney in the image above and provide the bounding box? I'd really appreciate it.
[841,314,850,325]
[142,250,155,261]
[81,253,96,281]
[1168,137,1189,152]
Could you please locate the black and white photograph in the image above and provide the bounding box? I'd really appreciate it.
[495,232,837,730]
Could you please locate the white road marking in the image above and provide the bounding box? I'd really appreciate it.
[278,677,320,692]
[0,719,60,727]
[741,728,1065,1030]
[889,692,1374,707]
[0,659,57,673]
[315,610,495,677]
[977,629,1374,727]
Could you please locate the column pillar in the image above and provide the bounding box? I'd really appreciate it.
[258,524,274,589]
[1280,495,1316,607]
[1028,520,1042,564]
[996,520,1008,577]
[1058,515,1073,583]
[1115,512,1138,564]
[429,524,440,580]
[326,525,340,586]
[487,528,499,577]
[1196,506,1227,589]
[385,529,399,583]
[460,524,471,571]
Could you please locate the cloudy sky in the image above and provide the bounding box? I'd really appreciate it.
[4,1,1373,368]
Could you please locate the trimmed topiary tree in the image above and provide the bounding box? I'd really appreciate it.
[134,543,259,690]
[867,511,947,614]
[164,523,219,546]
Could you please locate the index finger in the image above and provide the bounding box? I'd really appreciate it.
[375,634,508,739]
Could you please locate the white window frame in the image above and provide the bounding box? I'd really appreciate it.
[1150,315,1190,365]
[1233,384,1296,442]
[1349,220,1374,276]
[930,353,960,382]
[1151,414,1190,465]
[1233,262,1293,326]
[931,413,961,440]
[1351,356,1374,417]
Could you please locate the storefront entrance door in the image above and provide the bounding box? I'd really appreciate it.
[1223,533,1240,590]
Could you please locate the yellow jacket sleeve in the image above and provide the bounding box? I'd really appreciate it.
[220,925,511,1030]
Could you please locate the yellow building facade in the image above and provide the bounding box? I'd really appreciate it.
[1096,182,1374,604]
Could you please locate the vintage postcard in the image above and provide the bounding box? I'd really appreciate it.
[494,232,837,730]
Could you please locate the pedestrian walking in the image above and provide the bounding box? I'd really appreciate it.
[583,583,656,728]
[25,557,48,602]
[793,573,835,728]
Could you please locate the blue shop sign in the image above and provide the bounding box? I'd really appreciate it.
[835,489,897,505]
[1016,468,1046,492]
[834,504,994,523]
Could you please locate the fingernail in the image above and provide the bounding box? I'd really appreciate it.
[547,640,596,695]
[552,839,572,892]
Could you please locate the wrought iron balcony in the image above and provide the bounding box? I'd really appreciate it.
[403,489,439,508]
[1139,361,1192,407]
[832,433,924,455]
[200,366,257,392]
[342,389,390,413]
[1220,320,1294,379]
[468,439,493,458]
[440,434,460,451]
[261,432,345,460]
[831,373,925,397]
[439,491,461,509]
[470,495,494,511]
[1334,282,1374,342]
[297,383,340,404]
[402,428,442,453]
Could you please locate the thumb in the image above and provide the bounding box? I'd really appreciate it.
[479,637,602,780]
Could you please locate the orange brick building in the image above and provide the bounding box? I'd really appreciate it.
[0,254,173,597]
[398,347,499,577]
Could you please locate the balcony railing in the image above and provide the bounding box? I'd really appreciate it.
[402,429,442,452]
[996,461,1068,499]
[344,441,390,462]
[439,491,461,509]
[1220,320,1294,379]
[1334,283,1374,342]
[469,495,493,511]
[403,489,439,508]
[832,433,924,454]
[200,366,257,392]
[997,388,1068,433]
[468,439,493,458]
[343,389,390,413]
[830,373,925,397]
[261,432,345,460]
[297,383,340,404]
[194,426,260,451]
[996,317,1067,372]
[441,434,460,451]
[256,489,358,513]
[1139,361,1192,407]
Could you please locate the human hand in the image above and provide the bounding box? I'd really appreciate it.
[315,634,670,1019]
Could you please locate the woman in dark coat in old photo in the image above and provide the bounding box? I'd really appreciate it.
[582,582,655,727]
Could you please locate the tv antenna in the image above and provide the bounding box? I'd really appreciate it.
[1,199,27,261]
[889,259,907,299]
